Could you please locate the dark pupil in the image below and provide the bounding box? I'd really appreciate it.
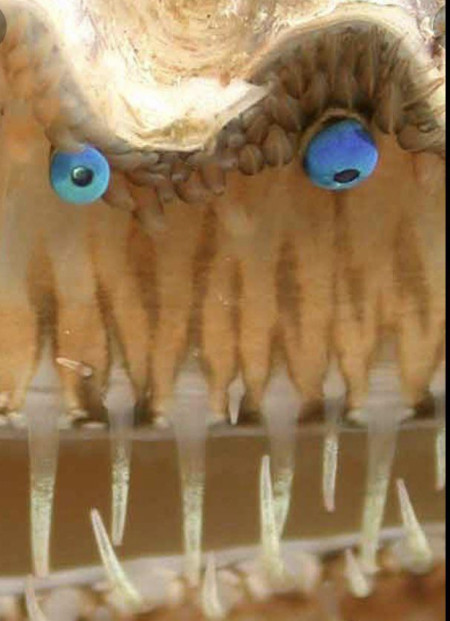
[333,168,360,184]
[71,166,94,187]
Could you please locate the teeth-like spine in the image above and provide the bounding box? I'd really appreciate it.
[261,373,298,537]
[356,360,405,573]
[322,428,339,513]
[322,400,341,513]
[271,465,294,539]
[344,549,372,598]
[260,456,284,579]
[90,509,143,611]
[104,365,135,546]
[180,466,205,587]
[171,370,209,587]
[28,409,59,578]
[396,479,433,573]
[359,411,399,573]
[201,555,227,619]
[26,349,61,578]
[24,577,49,621]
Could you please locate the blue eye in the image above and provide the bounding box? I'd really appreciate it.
[50,146,110,205]
[303,119,378,191]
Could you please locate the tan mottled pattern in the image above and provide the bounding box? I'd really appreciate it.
[0,110,445,422]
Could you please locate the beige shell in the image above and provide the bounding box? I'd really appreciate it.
[0,0,446,151]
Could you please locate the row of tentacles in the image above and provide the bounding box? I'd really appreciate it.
[5,460,446,620]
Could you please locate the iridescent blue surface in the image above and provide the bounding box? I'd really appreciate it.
[50,146,110,205]
[303,119,378,190]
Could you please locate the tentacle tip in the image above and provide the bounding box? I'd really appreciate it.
[201,554,227,619]
[344,549,373,598]
[24,576,48,621]
[395,478,434,574]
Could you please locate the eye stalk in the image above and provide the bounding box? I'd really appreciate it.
[50,146,110,205]
[303,118,379,191]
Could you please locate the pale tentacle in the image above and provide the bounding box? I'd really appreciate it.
[104,364,135,546]
[90,509,144,612]
[26,347,61,578]
[171,368,209,587]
